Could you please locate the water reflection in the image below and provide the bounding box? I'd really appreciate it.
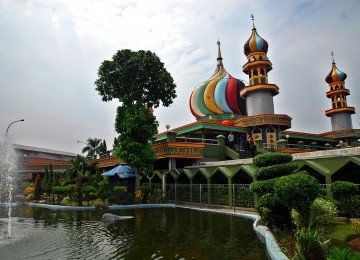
[0,206,267,259]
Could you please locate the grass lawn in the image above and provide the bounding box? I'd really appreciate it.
[323,222,360,257]
[274,221,360,259]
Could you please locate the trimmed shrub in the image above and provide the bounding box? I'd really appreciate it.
[330,181,357,200]
[253,152,293,168]
[250,179,276,196]
[275,172,320,210]
[348,195,360,219]
[274,171,321,226]
[258,193,278,209]
[255,162,298,180]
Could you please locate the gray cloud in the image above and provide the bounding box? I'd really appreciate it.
[1,0,359,154]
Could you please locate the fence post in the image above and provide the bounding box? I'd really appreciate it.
[175,182,177,203]
[233,184,236,212]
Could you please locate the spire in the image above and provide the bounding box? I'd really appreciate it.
[217,39,223,65]
[251,14,256,30]
[331,51,335,64]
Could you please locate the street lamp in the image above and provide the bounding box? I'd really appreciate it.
[6,119,24,137]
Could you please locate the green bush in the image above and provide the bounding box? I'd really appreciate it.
[309,197,338,227]
[330,181,357,200]
[255,162,298,180]
[258,198,292,228]
[253,152,293,168]
[349,195,360,218]
[274,172,321,227]
[113,185,127,192]
[275,172,320,210]
[250,179,276,196]
[294,227,329,260]
[258,193,278,209]
[328,247,358,260]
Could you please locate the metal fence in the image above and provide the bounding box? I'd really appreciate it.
[144,183,255,209]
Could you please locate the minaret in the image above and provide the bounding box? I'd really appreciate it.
[325,52,355,131]
[235,15,291,146]
[241,14,279,116]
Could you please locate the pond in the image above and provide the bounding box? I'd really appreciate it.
[0,206,267,259]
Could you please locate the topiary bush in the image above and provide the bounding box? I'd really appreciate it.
[255,162,298,180]
[250,179,276,196]
[330,181,357,200]
[274,171,321,227]
[253,152,293,168]
[330,181,358,221]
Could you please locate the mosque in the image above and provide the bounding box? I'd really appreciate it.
[153,16,360,159]
[96,17,360,188]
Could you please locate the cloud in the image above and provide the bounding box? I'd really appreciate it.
[0,0,359,153]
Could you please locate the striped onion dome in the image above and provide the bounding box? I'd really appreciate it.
[244,16,268,56]
[325,55,347,83]
[189,41,247,119]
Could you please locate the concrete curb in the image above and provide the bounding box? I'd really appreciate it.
[25,202,176,211]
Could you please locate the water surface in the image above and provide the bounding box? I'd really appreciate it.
[0,206,267,259]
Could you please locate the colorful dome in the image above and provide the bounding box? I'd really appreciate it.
[325,57,347,84]
[189,41,247,119]
[244,16,268,56]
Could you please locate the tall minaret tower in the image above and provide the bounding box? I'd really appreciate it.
[241,15,278,116]
[325,53,355,131]
[235,15,291,145]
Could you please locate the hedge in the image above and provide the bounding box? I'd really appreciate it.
[250,179,276,196]
[330,181,357,200]
[252,152,293,168]
[255,162,298,180]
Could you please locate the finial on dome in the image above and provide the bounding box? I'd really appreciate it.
[331,51,335,64]
[217,39,223,64]
[251,14,256,30]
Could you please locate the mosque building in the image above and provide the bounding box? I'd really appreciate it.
[153,16,360,170]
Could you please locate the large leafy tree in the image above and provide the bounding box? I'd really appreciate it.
[82,137,102,158]
[95,49,176,188]
[95,49,176,107]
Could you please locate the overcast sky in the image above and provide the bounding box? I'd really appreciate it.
[1,0,359,154]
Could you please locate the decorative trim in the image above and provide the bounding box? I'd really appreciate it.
[325,107,355,116]
[240,84,279,97]
[234,114,292,129]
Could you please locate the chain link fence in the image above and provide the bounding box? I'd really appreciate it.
[143,183,255,209]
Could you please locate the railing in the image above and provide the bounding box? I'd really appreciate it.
[175,137,219,145]
[144,183,255,209]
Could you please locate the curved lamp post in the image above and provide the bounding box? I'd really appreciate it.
[6,119,24,137]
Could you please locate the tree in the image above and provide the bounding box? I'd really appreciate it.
[67,155,86,206]
[114,104,158,188]
[95,49,177,188]
[95,49,176,108]
[81,137,102,158]
[99,139,107,156]
[33,174,42,201]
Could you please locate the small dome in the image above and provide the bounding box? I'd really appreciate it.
[325,61,347,84]
[244,27,268,56]
[244,16,268,56]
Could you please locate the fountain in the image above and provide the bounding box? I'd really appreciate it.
[0,141,20,238]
